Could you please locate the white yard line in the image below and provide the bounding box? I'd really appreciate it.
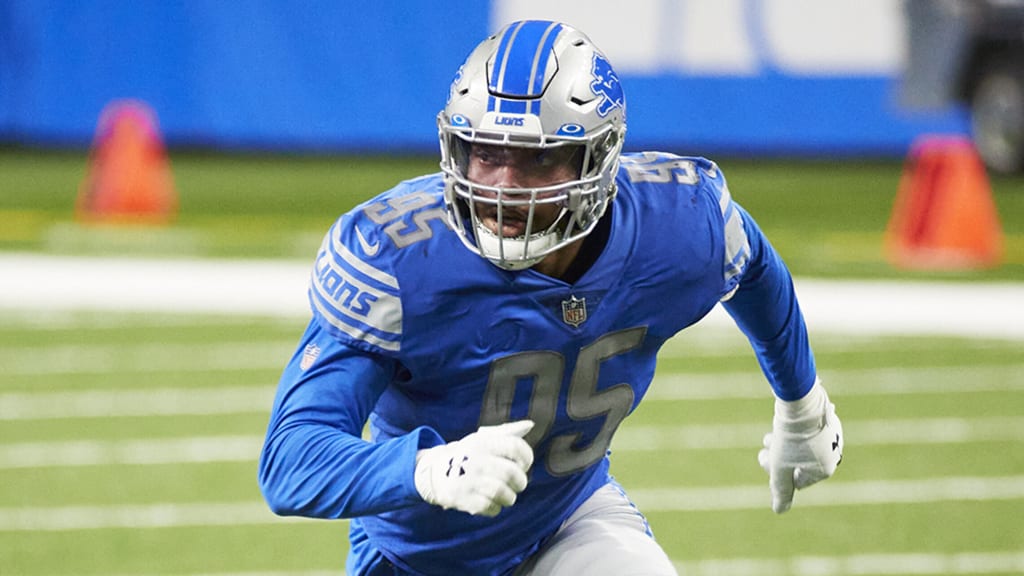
[0,501,307,531]
[612,415,1024,451]
[0,386,277,420]
[0,435,264,468]
[123,569,337,573]
[647,364,1024,400]
[95,552,1024,576]
[3,254,1021,573]
[2,475,1022,531]
[4,363,1023,421]
[673,551,1024,576]
[92,552,1024,576]
[1,253,1023,339]
[2,416,1021,469]
[0,341,296,375]
[628,475,1024,512]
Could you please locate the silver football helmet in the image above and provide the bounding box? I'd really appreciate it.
[439,20,627,270]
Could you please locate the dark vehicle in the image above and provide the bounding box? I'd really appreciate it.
[903,0,1024,173]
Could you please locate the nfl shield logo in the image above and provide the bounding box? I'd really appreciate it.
[300,343,321,371]
[561,295,587,328]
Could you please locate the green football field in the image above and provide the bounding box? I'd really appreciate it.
[2,311,1022,575]
[1,151,1023,574]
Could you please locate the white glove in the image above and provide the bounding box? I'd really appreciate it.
[758,380,843,514]
[414,420,535,517]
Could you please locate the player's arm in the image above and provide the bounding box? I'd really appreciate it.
[258,318,438,519]
[258,319,534,519]
[718,203,814,400]
[718,203,843,513]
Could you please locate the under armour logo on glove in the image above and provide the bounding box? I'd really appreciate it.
[446,456,469,477]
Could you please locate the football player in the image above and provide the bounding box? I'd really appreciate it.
[259,20,843,576]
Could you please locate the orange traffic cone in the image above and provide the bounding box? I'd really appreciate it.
[885,134,1003,270]
[76,99,178,224]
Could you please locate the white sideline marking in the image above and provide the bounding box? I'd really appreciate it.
[786,278,1024,341]
[0,254,310,317]
[2,253,1023,339]
[674,551,1024,576]
[2,475,1022,531]
[3,416,1022,469]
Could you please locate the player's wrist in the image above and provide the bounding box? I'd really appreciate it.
[773,378,827,433]
[413,449,436,502]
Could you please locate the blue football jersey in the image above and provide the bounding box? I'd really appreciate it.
[259,152,817,575]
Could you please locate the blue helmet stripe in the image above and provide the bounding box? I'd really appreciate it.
[498,99,528,114]
[529,23,562,95]
[489,21,562,102]
[487,21,521,112]
[529,23,561,114]
[489,21,522,94]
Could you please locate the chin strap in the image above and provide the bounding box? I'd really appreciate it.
[474,221,562,270]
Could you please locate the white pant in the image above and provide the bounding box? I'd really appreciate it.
[513,482,678,576]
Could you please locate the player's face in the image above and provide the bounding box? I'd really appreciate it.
[465,144,579,238]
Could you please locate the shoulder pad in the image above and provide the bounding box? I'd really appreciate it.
[309,216,403,352]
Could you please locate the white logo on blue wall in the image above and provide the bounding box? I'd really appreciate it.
[590,53,623,118]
